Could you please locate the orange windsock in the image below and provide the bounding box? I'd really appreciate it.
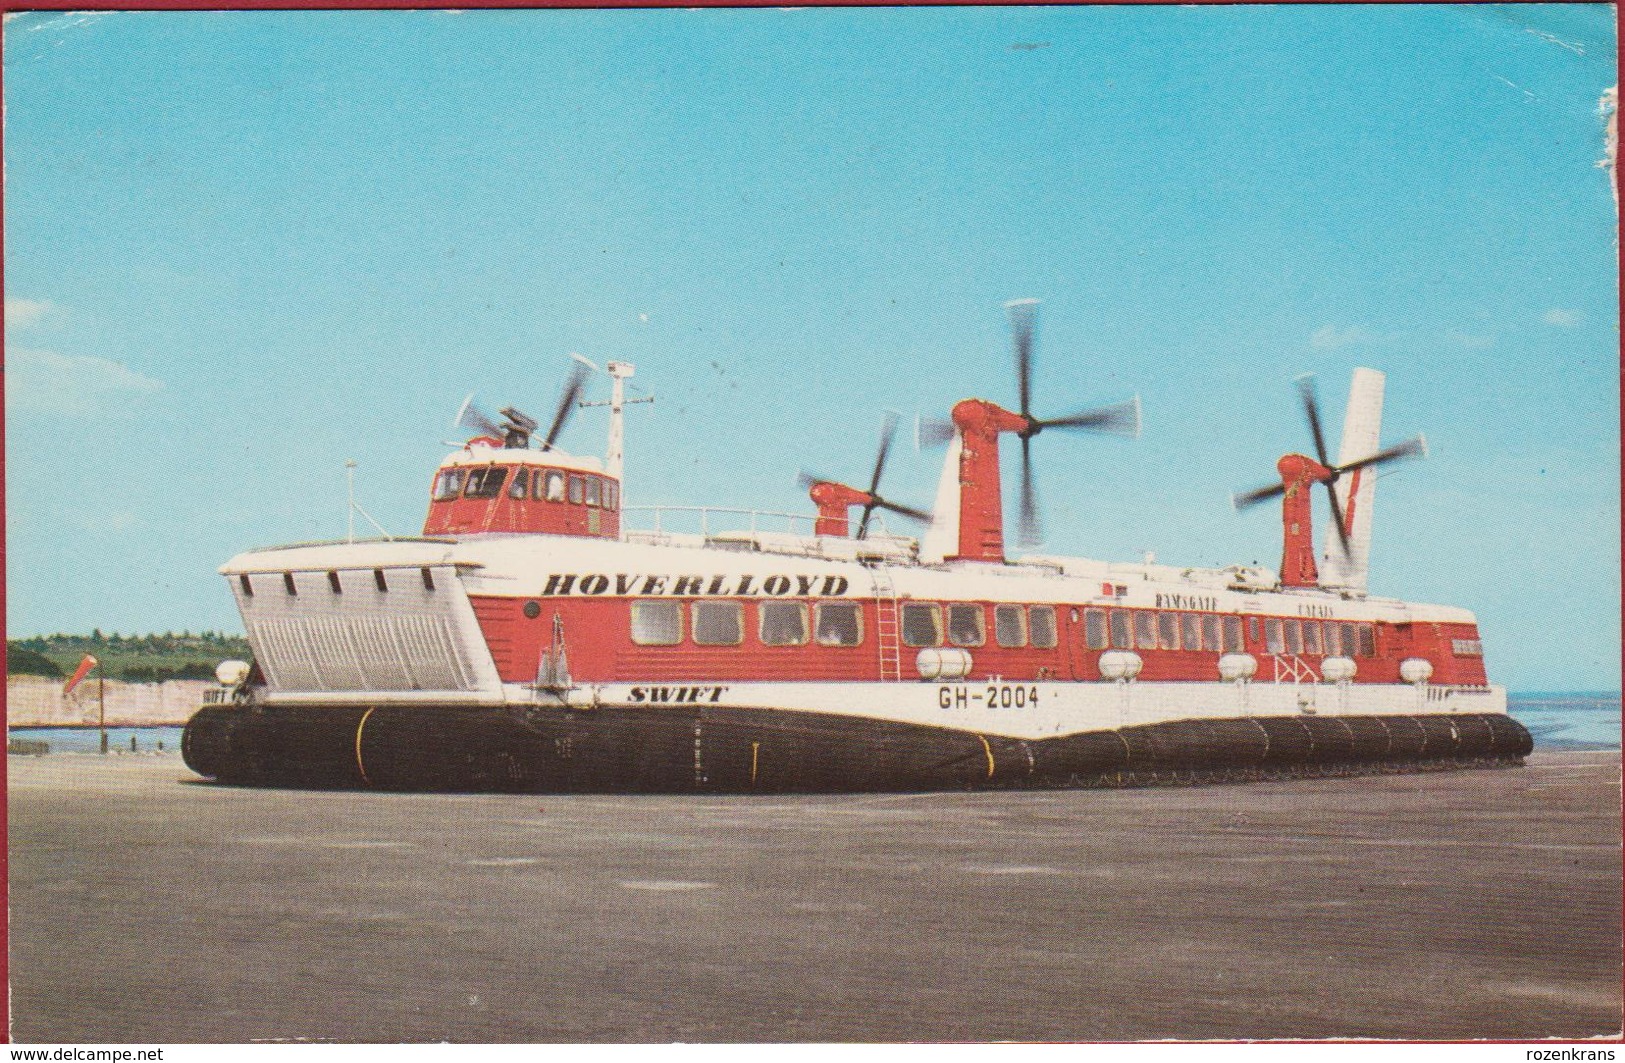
[62,654,98,695]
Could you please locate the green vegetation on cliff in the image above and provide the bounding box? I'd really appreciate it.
[7,632,252,683]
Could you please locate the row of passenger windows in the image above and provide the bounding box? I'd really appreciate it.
[1080,609,1376,658]
[628,600,1060,650]
[899,603,1058,649]
[633,600,860,647]
[626,600,1378,656]
[432,467,620,511]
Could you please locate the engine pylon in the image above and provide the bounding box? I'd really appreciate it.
[1275,453,1336,588]
[1233,369,1424,593]
[799,412,930,539]
[918,300,1140,563]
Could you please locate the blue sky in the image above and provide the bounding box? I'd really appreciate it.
[4,5,1618,690]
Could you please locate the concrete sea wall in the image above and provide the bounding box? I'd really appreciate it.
[6,676,210,728]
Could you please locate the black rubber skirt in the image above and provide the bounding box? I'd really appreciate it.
[182,701,1533,794]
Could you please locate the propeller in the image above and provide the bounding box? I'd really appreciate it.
[454,393,505,439]
[1231,374,1427,552]
[540,360,591,452]
[799,412,932,538]
[915,414,958,449]
[1005,299,1142,547]
[455,394,539,448]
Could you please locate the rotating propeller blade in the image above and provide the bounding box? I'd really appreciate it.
[1296,374,1331,468]
[1323,480,1351,553]
[868,412,899,497]
[1018,434,1041,547]
[856,500,879,540]
[804,412,932,540]
[796,469,832,492]
[541,361,591,451]
[916,415,957,449]
[1320,434,1426,555]
[1007,299,1038,419]
[454,393,505,439]
[1036,395,1142,438]
[1232,481,1289,510]
[1335,434,1428,476]
[874,497,933,523]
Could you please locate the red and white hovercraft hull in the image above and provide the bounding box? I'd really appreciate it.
[183,322,1529,792]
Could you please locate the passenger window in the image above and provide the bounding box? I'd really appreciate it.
[568,475,585,505]
[815,602,863,647]
[508,469,529,499]
[1358,623,1376,658]
[1110,610,1132,650]
[1303,621,1322,655]
[537,471,565,502]
[1284,619,1302,655]
[901,603,942,648]
[630,601,682,646]
[1247,617,1260,643]
[1133,611,1155,651]
[1265,619,1285,655]
[585,477,601,507]
[996,604,1029,648]
[464,467,506,499]
[432,469,465,501]
[946,604,985,647]
[760,602,809,646]
[1339,623,1356,657]
[1083,608,1107,650]
[1028,606,1057,649]
[1157,612,1179,650]
[1202,615,1221,652]
[1222,616,1244,653]
[692,601,742,646]
[1181,614,1201,652]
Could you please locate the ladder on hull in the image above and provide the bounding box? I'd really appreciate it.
[872,568,902,682]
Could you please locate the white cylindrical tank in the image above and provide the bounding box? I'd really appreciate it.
[916,647,973,681]
[215,659,251,686]
[1098,651,1143,681]
[1217,653,1258,682]
[1321,656,1358,683]
[1399,658,1434,685]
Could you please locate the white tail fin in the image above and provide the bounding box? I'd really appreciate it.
[919,432,963,565]
[1320,368,1385,593]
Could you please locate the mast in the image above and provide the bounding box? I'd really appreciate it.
[606,361,634,481]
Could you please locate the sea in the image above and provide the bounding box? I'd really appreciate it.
[6,692,1620,756]
[1506,691,1622,751]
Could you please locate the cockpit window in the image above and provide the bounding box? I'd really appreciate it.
[464,467,507,499]
[585,477,601,507]
[432,469,465,501]
[535,470,566,503]
[508,468,529,499]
